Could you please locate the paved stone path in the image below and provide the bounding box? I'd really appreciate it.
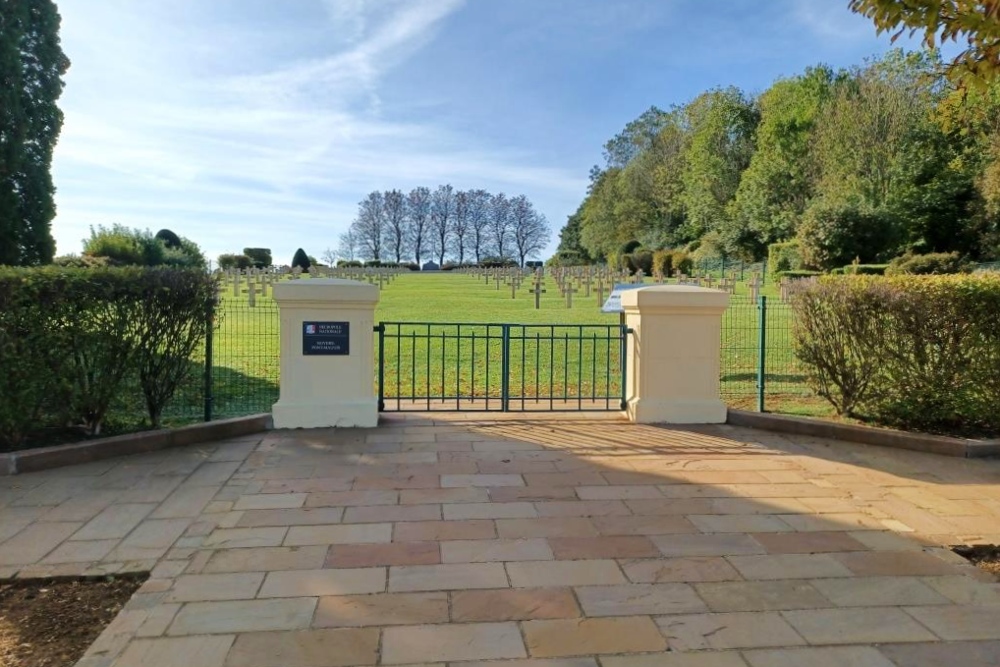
[2,415,1000,666]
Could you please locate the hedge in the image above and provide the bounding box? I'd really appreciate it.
[767,241,802,276]
[776,270,822,279]
[790,274,1000,435]
[0,267,216,450]
[885,252,972,276]
[843,264,889,275]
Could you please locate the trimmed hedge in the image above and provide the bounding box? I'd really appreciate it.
[885,252,972,276]
[767,241,802,276]
[776,270,822,279]
[844,264,889,275]
[0,267,216,450]
[790,275,1000,435]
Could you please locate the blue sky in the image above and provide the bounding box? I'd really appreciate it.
[50,0,932,265]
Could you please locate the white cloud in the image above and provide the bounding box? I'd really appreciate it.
[50,0,583,262]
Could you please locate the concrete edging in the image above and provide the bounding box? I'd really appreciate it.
[0,414,272,475]
[727,409,1000,459]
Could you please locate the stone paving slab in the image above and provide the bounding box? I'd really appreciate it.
[1,420,1000,666]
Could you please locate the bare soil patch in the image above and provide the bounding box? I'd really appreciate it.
[0,574,146,667]
[953,544,1000,578]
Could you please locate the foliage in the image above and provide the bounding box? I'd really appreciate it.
[0,0,69,266]
[291,248,311,272]
[672,250,693,275]
[84,224,206,268]
[797,200,899,270]
[242,247,272,268]
[155,229,182,248]
[776,270,823,279]
[337,259,363,268]
[767,241,803,276]
[844,263,890,275]
[652,249,673,276]
[0,267,216,448]
[625,250,654,275]
[848,0,1000,87]
[791,274,1000,433]
[218,253,251,270]
[52,254,109,268]
[885,251,973,274]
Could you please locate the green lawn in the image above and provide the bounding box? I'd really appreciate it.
[179,271,828,419]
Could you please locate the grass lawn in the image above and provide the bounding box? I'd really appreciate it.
[171,271,831,419]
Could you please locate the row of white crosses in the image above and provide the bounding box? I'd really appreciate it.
[219,266,404,307]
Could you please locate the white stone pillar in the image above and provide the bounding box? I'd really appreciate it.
[272,279,379,428]
[621,285,728,424]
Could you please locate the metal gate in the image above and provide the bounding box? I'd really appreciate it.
[375,322,629,412]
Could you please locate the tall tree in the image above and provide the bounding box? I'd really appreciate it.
[489,192,512,259]
[466,188,491,264]
[336,228,357,261]
[510,195,550,266]
[383,189,408,263]
[451,190,470,264]
[352,191,385,261]
[429,184,454,265]
[0,0,70,266]
[406,186,431,266]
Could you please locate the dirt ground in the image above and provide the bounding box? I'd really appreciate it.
[954,544,1000,577]
[0,575,146,667]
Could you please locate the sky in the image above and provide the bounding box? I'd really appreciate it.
[49,0,936,265]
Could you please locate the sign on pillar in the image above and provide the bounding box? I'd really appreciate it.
[271,279,379,428]
[620,285,728,424]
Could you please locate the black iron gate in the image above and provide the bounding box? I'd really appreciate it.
[375,322,629,412]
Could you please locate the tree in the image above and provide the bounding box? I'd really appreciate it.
[552,206,593,264]
[848,0,1000,86]
[451,190,471,264]
[353,191,385,261]
[383,189,408,263]
[156,229,182,248]
[336,228,357,261]
[320,247,338,266]
[430,184,454,265]
[84,224,205,268]
[510,195,550,266]
[466,188,491,264]
[0,0,70,266]
[218,253,251,270]
[242,247,272,268]
[406,186,431,266]
[291,248,311,271]
[489,192,512,259]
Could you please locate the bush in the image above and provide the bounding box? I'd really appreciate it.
[291,248,311,272]
[767,241,802,276]
[403,262,420,271]
[53,254,109,268]
[843,264,889,275]
[243,247,272,269]
[620,240,642,255]
[885,252,972,276]
[478,257,516,268]
[606,253,623,271]
[84,224,206,268]
[791,275,1000,434]
[0,267,216,449]
[627,250,654,275]
[776,270,823,279]
[337,260,363,268]
[652,250,673,276]
[218,253,252,270]
[671,250,693,275]
[797,202,899,271]
[155,229,182,249]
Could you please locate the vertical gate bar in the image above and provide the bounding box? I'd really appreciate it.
[426,324,431,410]
[577,326,583,410]
[410,330,416,407]
[591,332,597,402]
[501,324,510,412]
[563,331,569,403]
[757,296,767,413]
[456,324,461,410]
[472,330,477,409]
[203,296,214,422]
[534,332,540,404]
[485,327,490,410]
[377,324,385,412]
[440,330,445,405]
[394,326,401,411]
[549,326,554,410]
[606,325,612,409]
[521,327,526,410]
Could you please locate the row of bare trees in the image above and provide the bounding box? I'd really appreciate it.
[333,186,550,267]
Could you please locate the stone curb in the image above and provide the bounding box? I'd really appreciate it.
[0,414,272,475]
[727,409,1000,459]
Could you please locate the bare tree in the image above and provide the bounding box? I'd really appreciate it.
[510,194,551,266]
[383,189,408,263]
[430,184,454,265]
[451,190,471,265]
[467,189,491,264]
[353,191,385,261]
[336,228,358,261]
[321,247,338,266]
[489,192,512,260]
[406,187,431,266]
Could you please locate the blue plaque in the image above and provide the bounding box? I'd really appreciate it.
[601,284,647,313]
[302,321,349,355]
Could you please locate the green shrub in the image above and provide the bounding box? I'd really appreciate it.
[85,224,206,268]
[671,250,693,275]
[291,248,311,272]
[337,260,363,268]
[620,240,642,255]
[767,242,802,276]
[791,274,1000,434]
[844,264,889,275]
[606,253,623,271]
[218,253,251,270]
[628,250,654,275]
[776,270,823,279]
[0,267,217,449]
[652,250,673,276]
[797,202,899,271]
[885,252,972,276]
[155,229,182,249]
[829,267,845,275]
[242,248,272,269]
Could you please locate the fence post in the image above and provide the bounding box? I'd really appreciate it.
[757,295,767,413]
[375,324,385,412]
[501,324,511,412]
[203,296,215,422]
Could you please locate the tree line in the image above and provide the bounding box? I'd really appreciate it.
[555,49,1000,271]
[335,186,551,268]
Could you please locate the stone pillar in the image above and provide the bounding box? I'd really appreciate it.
[272,279,379,428]
[621,285,728,424]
